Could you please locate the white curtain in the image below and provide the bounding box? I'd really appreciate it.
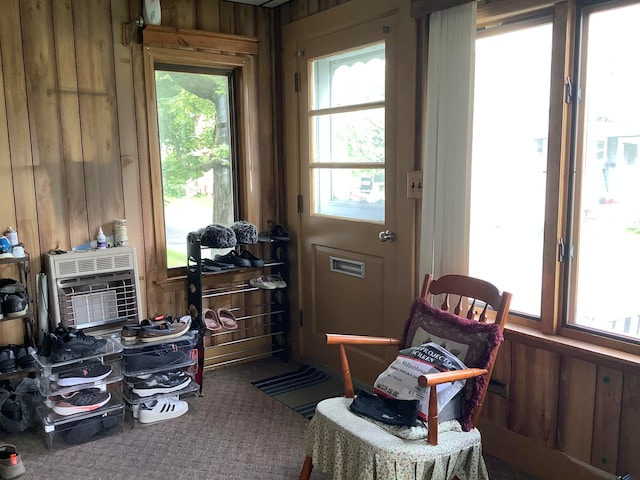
[419,2,476,281]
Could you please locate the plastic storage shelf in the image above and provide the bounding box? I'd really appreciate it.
[32,334,125,449]
[119,332,197,377]
[39,404,125,450]
[31,335,123,380]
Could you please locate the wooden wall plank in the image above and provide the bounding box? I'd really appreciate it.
[111,0,148,315]
[197,0,221,31]
[256,7,276,229]
[52,0,89,249]
[21,0,69,253]
[509,343,559,448]
[0,23,17,236]
[483,338,511,426]
[73,0,124,236]
[291,0,309,22]
[234,4,256,37]
[308,0,320,15]
[175,0,197,28]
[618,373,640,477]
[219,0,235,34]
[591,366,623,474]
[558,357,597,462]
[0,0,39,264]
[161,0,178,26]
[319,0,337,11]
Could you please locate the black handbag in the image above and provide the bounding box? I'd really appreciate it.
[350,390,420,427]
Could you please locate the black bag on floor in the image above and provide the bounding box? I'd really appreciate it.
[350,390,419,427]
[0,378,42,433]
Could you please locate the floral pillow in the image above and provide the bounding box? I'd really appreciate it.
[399,297,503,431]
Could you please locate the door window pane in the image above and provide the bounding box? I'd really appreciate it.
[469,23,552,316]
[571,4,640,339]
[312,168,385,221]
[312,108,385,164]
[155,68,236,268]
[309,42,385,222]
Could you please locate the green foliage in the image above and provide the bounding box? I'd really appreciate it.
[155,70,231,199]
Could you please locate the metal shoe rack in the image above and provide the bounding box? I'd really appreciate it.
[0,253,37,350]
[31,335,125,449]
[186,232,290,371]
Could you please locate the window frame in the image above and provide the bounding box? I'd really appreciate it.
[142,27,260,281]
[473,0,640,356]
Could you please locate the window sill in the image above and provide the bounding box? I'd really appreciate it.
[504,323,640,374]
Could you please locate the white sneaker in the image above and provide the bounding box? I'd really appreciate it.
[138,396,188,424]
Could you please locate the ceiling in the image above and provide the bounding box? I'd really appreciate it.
[224,0,292,7]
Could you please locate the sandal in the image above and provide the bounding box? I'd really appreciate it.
[0,443,25,479]
[202,308,222,332]
[215,308,238,330]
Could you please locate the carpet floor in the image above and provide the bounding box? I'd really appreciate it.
[0,357,536,479]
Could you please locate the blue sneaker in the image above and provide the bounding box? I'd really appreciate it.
[0,236,12,259]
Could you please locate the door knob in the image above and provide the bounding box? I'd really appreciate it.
[378,230,395,242]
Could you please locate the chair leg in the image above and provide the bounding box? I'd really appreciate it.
[299,455,313,480]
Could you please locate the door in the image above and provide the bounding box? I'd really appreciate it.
[288,7,416,386]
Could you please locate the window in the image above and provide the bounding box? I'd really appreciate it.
[154,66,237,268]
[467,1,640,348]
[142,30,259,276]
[567,2,640,341]
[309,42,386,223]
[470,21,552,317]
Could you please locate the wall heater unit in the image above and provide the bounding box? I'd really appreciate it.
[46,246,142,331]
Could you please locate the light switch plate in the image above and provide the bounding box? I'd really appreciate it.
[407,171,423,199]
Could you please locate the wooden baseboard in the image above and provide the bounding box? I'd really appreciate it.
[478,419,618,480]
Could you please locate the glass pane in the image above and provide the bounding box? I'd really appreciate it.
[571,4,640,340]
[469,23,552,316]
[312,108,385,164]
[311,43,385,110]
[312,168,384,222]
[155,69,236,268]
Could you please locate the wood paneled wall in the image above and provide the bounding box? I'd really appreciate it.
[2,0,638,477]
[482,334,640,477]
[0,0,287,330]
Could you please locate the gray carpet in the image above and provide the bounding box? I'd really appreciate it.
[0,358,535,479]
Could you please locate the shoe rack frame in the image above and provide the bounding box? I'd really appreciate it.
[186,232,290,373]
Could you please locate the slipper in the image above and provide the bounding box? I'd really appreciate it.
[215,308,238,330]
[266,274,287,289]
[202,308,222,332]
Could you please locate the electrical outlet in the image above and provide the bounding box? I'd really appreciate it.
[407,171,423,199]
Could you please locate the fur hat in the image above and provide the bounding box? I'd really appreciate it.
[198,224,237,248]
[231,221,258,245]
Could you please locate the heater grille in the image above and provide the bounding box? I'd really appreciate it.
[46,247,142,331]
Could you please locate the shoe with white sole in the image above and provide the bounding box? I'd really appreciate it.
[131,371,191,397]
[138,396,188,424]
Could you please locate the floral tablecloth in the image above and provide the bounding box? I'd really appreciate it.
[305,397,489,480]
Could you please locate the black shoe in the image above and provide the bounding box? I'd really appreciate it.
[214,250,251,267]
[50,331,108,363]
[124,347,188,373]
[37,333,58,359]
[0,348,16,373]
[238,249,264,267]
[14,346,34,370]
[55,361,112,387]
[65,415,119,445]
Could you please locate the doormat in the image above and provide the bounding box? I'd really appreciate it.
[251,364,345,419]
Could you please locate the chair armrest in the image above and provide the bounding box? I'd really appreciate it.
[418,368,488,446]
[325,334,401,398]
[326,334,401,346]
[417,368,488,388]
